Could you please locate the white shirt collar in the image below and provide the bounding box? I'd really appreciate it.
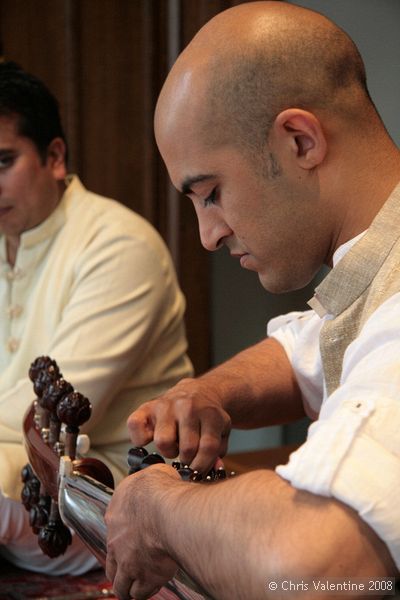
[332,230,367,267]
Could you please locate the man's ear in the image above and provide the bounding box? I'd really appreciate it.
[272,109,327,169]
[46,137,67,180]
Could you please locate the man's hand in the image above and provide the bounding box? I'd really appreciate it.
[105,464,181,600]
[127,377,231,472]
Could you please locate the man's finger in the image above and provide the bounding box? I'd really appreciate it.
[112,571,133,600]
[127,406,155,446]
[153,419,179,458]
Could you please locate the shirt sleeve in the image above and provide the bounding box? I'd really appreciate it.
[268,309,325,417]
[276,292,400,569]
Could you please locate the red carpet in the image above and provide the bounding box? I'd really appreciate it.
[0,560,205,600]
[0,561,116,599]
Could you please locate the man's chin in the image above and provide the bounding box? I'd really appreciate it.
[257,272,306,295]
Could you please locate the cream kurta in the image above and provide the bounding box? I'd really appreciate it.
[0,175,193,498]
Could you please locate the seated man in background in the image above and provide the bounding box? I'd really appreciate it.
[0,61,192,575]
[105,2,400,599]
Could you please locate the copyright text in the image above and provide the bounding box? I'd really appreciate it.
[266,578,396,596]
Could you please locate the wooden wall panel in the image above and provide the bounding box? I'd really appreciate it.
[0,0,70,111]
[0,0,250,375]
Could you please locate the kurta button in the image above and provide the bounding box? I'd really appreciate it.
[7,304,23,318]
[7,338,20,352]
[5,268,24,281]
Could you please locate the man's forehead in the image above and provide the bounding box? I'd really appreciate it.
[0,115,28,147]
[155,107,210,185]
[0,114,19,133]
[156,60,211,136]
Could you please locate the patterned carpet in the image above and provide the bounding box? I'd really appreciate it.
[0,560,206,600]
[0,561,116,599]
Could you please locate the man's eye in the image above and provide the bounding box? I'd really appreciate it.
[0,155,15,169]
[204,188,217,207]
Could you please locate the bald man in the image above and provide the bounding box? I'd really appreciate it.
[105,2,400,598]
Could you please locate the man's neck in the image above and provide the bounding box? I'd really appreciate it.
[6,235,19,268]
[327,145,400,265]
[5,179,67,267]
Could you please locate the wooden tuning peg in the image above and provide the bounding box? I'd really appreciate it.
[127,446,148,474]
[20,467,40,511]
[56,392,92,459]
[127,447,166,474]
[28,356,60,384]
[38,519,72,558]
[41,378,73,446]
[29,495,51,534]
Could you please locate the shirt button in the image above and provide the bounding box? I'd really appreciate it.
[7,304,23,318]
[7,338,20,353]
[5,268,24,281]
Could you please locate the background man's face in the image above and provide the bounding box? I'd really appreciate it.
[0,116,64,242]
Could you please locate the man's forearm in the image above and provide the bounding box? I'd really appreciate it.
[197,337,304,428]
[153,468,283,599]
[156,470,396,600]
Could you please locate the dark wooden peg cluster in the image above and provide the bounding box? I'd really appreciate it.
[21,458,70,557]
[21,464,41,510]
[127,446,230,482]
[28,355,92,458]
[29,356,61,431]
[22,355,92,558]
[172,460,228,482]
[41,378,74,446]
[29,356,60,398]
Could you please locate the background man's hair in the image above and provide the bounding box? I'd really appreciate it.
[0,61,68,163]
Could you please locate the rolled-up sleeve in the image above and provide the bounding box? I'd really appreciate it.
[268,309,325,418]
[276,292,400,569]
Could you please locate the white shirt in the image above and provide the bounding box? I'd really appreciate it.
[269,233,400,569]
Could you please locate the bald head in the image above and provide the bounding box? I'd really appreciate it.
[155,1,379,160]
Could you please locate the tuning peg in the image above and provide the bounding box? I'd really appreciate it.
[37,500,72,558]
[29,495,51,534]
[21,473,40,510]
[56,392,92,459]
[41,379,74,446]
[215,467,227,480]
[190,470,203,482]
[56,392,92,428]
[30,358,61,399]
[41,378,73,413]
[206,468,216,480]
[21,463,34,483]
[177,466,195,481]
[29,356,61,386]
[141,453,166,467]
[38,519,72,558]
[127,447,148,473]
[127,448,166,474]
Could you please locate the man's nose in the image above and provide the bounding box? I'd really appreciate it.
[198,212,232,251]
